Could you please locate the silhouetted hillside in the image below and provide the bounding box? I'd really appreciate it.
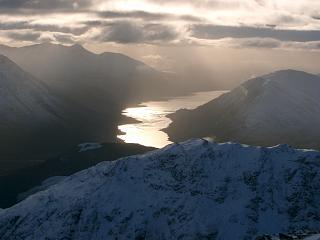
[0,142,154,208]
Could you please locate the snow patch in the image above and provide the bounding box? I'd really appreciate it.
[78,143,102,152]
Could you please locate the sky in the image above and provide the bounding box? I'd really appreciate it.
[0,0,320,87]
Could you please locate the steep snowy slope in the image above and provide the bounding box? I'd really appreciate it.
[0,54,62,132]
[1,139,320,240]
[166,70,320,149]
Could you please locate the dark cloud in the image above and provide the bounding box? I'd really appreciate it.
[0,21,88,35]
[0,0,91,10]
[239,38,281,48]
[254,0,265,6]
[7,31,41,41]
[284,41,320,50]
[277,15,297,24]
[190,24,320,42]
[148,0,245,9]
[83,20,105,27]
[0,21,29,30]
[97,10,202,22]
[0,0,318,50]
[97,21,178,44]
[53,34,75,44]
[102,22,143,43]
[312,15,320,20]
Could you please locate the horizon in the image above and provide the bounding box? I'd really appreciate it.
[1,41,318,76]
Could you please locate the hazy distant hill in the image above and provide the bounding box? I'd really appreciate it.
[1,139,320,239]
[0,43,201,112]
[166,70,320,149]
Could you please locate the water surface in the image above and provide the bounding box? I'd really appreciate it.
[118,91,227,148]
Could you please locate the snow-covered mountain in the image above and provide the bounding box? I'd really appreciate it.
[1,139,320,240]
[166,70,320,149]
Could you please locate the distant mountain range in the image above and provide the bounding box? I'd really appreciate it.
[1,139,320,239]
[166,70,320,149]
[0,43,206,110]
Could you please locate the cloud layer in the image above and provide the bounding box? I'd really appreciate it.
[0,0,320,50]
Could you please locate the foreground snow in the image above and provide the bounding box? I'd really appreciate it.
[1,139,320,239]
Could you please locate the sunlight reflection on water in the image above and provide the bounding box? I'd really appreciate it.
[118,91,227,148]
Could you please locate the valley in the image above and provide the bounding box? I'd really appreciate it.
[0,43,217,174]
[118,90,227,148]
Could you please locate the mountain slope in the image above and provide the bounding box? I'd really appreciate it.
[166,70,320,149]
[1,139,320,239]
[0,55,116,170]
[0,54,61,127]
[0,54,66,154]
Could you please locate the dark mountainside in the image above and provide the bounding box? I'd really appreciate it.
[165,70,320,149]
[0,55,116,170]
[0,143,154,209]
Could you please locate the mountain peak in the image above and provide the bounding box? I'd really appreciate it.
[166,70,320,149]
[271,69,306,75]
[240,69,320,92]
[0,139,320,239]
[263,69,318,80]
[70,43,85,49]
[26,43,87,53]
[35,42,60,48]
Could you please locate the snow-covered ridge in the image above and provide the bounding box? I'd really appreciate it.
[166,70,320,149]
[1,139,320,240]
